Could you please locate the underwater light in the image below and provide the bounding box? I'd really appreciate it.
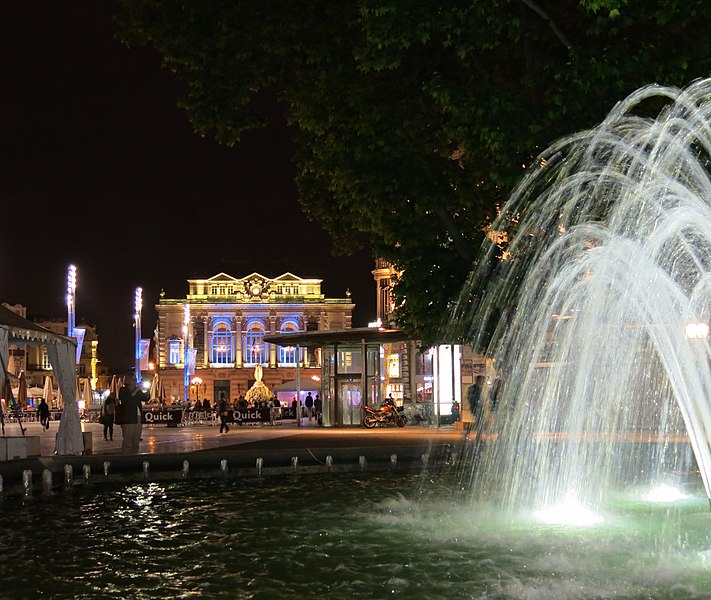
[644,484,689,503]
[534,496,603,526]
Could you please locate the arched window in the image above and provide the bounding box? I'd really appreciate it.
[278,320,303,364]
[211,320,233,364]
[243,320,268,365]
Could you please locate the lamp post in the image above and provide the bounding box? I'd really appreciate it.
[191,376,203,401]
[135,287,142,383]
[67,264,76,340]
[183,304,191,403]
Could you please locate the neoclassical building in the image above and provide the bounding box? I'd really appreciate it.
[154,272,354,403]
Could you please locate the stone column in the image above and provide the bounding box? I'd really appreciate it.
[234,315,243,368]
[203,316,209,367]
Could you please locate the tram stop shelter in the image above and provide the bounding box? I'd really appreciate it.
[265,327,418,427]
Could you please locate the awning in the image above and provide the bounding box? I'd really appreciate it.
[272,379,320,392]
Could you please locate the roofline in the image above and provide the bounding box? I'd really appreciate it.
[264,327,410,347]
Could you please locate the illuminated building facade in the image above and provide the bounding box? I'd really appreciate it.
[1,302,102,391]
[154,272,354,404]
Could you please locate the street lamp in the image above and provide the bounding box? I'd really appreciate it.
[191,376,203,401]
[135,287,143,383]
[67,264,76,340]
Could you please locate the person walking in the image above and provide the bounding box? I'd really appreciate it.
[118,372,146,453]
[102,393,116,441]
[304,392,314,422]
[37,397,50,430]
[218,393,230,433]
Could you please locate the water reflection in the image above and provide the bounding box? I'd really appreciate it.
[1,473,710,598]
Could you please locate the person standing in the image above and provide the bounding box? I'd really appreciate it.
[466,375,485,435]
[304,392,314,422]
[218,393,230,433]
[118,372,146,453]
[314,394,322,423]
[37,397,50,430]
[102,393,116,441]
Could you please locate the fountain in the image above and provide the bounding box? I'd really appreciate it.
[444,77,711,526]
[244,364,274,405]
[5,82,711,600]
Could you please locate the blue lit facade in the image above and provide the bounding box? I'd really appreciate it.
[155,272,354,403]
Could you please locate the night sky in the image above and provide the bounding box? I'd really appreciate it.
[0,2,376,372]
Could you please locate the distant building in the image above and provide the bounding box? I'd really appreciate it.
[153,272,354,404]
[1,302,104,393]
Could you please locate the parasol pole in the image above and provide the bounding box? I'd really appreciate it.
[0,353,23,435]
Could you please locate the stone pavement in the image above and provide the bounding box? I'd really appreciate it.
[0,418,465,494]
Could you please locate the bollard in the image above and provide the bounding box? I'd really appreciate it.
[103,461,110,478]
[291,456,299,471]
[64,464,73,487]
[220,459,228,474]
[256,457,263,475]
[390,453,398,466]
[142,461,150,478]
[83,464,91,483]
[42,469,53,494]
[325,455,333,472]
[22,470,32,497]
[359,456,367,470]
[182,460,189,478]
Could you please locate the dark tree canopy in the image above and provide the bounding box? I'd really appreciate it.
[117,0,711,346]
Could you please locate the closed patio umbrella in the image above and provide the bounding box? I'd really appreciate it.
[83,378,93,407]
[149,375,158,400]
[17,371,28,410]
[43,375,54,408]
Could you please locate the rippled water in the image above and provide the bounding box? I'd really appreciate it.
[2,472,711,599]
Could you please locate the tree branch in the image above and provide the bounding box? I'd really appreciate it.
[520,0,575,56]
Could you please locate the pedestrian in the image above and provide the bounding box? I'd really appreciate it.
[218,393,230,433]
[466,375,485,436]
[37,397,50,430]
[118,372,147,453]
[304,392,314,421]
[102,393,117,441]
[314,393,322,424]
[202,397,212,411]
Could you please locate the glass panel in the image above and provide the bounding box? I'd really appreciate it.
[339,380,362,426]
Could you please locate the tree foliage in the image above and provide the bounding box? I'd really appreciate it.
[117,0,711,346]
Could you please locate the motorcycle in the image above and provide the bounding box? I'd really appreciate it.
[362,400,407,428]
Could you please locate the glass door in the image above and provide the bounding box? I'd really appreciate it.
[338,380,362,426]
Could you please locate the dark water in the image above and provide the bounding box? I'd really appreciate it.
[2,472,711,599]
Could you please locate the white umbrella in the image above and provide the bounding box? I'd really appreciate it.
[17,371,28,410]
[149,375,158,400]
[83,378,93,407]
[43,375,54,408]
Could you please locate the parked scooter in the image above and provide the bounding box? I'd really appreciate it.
[362,398,406,428]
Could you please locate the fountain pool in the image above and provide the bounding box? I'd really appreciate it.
[2,471,711,599]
